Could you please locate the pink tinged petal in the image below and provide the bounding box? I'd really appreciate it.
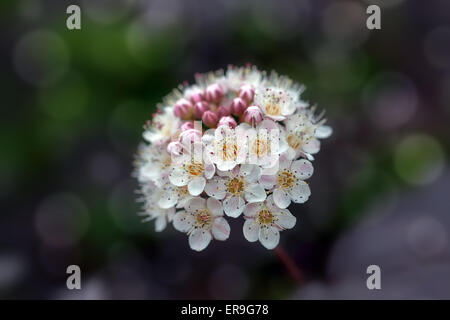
[169,168,189,186]
[173,210,194,232]
[275,209,296,229]
[204,162,216,179]
[273,188,291,209]
[243,219,259,242]
[158,189,178,209]
[204,177,227,200]
[303,138,320,154]
[223,196,245,218]
[315,125,332,139]
[244,183,267,203]
[258,226,280,250]
[291,159,314,180]
[188,177,206,196]
[243,202,263,218]
[186,197,206,212]
[285,148,297,160]
[288,180,311,203]
[278,154,292,170]
[207,197,223,216]
[259,175,276,190]
[155,215,167,232]
[265,194,278,212]
[240,164,261,183]
[211,217,230,241]
[188,229,212,252]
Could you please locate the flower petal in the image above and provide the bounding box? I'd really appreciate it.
[243,202,263,218]
[291,159,314,180]
[303,138,320,154]
[204,177,227,200]
[223,196,245,218]
[259,174,276,190]
[288,180,311,203]
[169,168,189,186]
[204,161,216,179]
[188,229,212,251]
[158,188,178,209]
[243,219,259,242]
[207,197,223,216]
[244,183,267,203]
[275,209,296,229]
[173,210,194,232]
[273,188,291,209]
[211,217,230,241]
[315,125,332,139]
[188,177,206,196]
[259,226,280,250]
[155,215,167,232]
[186,197,206,212]
[239,164,261,183]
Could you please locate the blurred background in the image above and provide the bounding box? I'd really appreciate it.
[1,0,449,299]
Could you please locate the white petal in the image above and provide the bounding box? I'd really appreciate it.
[211,217,230,241]
[303,138,320,154]
[239,164,261,183]
[259,175,276,190]
[315,125,332,139]
[188,229,212,251]
[155,215,167,232]
[207,197,223,216]
[243,202,263,218]
[204,161,216,179]
[244,184,267,203]
[173,210,194,232]
[169,168,189,186]
[140,163,160,182]
[223,196,245,218]
[186,197,206,212]
[288,180,311,203]
[204,177,227,200]
[278,154,292,170]
[291,159,314,180]
[259,226,280,250]
[188,177,206,196]
[243,219,259,242]
[158,188,178,209]
[275,209,296,229]
[273,188,291,209]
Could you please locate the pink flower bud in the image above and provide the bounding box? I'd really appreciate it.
[205,83,224,103]
[239,84,255,103]
[180,121,194,131]
[174,99,193,120]
[230,97,247,116]
[187,88,205,104]
[179,128,202,145]
[243,105,263,125]
[194,101,210,119]
[217,104,231,118]
[202,111,218,128]
[218,116,237,129]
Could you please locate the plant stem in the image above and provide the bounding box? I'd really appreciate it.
[274,245,304,286]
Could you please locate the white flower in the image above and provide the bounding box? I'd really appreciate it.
[137,143,172,183]
[169,146,216,196]
[259,154,313,209]
[138,183,175,232]
[241,119,288,169]
[223,65,263,91]
[173,197,230,251]
[143,107,180,144]
[157,175,193,209]
[242,195,296,249]
[205,164,267,218]
[284,111,332,160]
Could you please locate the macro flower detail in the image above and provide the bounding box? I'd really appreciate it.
[243,195,296,249]
[135,65,331,251]
[173,197,230,251]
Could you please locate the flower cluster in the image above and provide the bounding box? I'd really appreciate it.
[135,65,332,251]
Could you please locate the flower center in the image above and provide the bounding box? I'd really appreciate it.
[186,162,204,176]
[277,170,295,189]
[227,177,245,196]
[219,138,238,161]
[286,133,302,150]
[257,209,274,225]
[178,185,189,196]
[251,138,270,157]
[265,103,281,116]
[195,209,213,228]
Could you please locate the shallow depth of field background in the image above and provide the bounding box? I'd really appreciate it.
[1,0,450,299]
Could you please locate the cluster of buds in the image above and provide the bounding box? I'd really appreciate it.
[135,65,332,251]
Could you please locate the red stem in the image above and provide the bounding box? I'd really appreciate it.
[274,246,304,286]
